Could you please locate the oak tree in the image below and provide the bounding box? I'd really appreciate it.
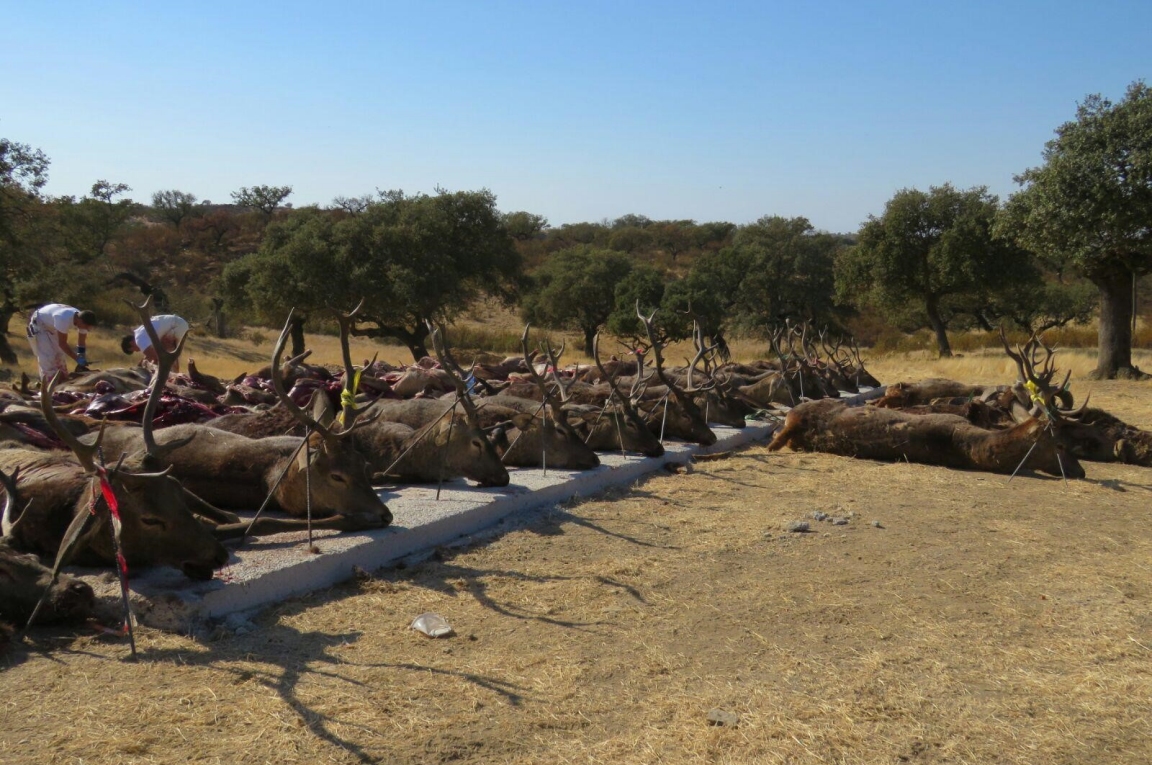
[998,81,1152,378]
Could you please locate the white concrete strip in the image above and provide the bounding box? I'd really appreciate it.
[86,387,884,630]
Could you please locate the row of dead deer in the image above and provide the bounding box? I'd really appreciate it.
[0,300,396,634]
[770,328,1152,477]
[0,300,883,636]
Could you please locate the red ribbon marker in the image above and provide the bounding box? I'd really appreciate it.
[94,467,137,658]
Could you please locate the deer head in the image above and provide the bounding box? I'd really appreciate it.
[635,303,716,445]
[271,311,394,519]
[591,332,664,456]
[427,324,511,486]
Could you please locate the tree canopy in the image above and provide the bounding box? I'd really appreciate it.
[151,190,202,228]
[224,188,522,360]
[837,184,1035,357]
[231,185,293,218]
[0,137,52,361]
[998,81,1152,378]
[521,246,633,356]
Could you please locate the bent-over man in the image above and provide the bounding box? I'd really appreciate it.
[121,314,190,372]
[26,303,96,381]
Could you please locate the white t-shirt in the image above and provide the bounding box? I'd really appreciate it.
[32,304,81,334]
[134,315,189,352]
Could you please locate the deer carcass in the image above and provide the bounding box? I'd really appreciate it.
[0,540,96,627]
[95,309,392,528]
[0,379,232,579]
[768,398,1084,478]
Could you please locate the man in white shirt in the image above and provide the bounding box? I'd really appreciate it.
[121,314,191,372]
[25,303,97,381]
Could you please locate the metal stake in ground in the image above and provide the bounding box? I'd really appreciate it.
[1048,420,1068,486]
[436,399,460,500]
[239,436,310,545]
[304,430,314,550]
[613,408,627,458]
[19,490,96,643]
[659,393,670,444]
[379,405,456,479]
[582,399,610,445]
[1007,437,1041,484]
[97,452,137,661]
[502,399,547,458]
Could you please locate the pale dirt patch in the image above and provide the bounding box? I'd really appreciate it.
[1,365,1151,764]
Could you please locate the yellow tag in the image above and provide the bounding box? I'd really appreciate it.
[337,369,364,426]
[1023,379,1044,406]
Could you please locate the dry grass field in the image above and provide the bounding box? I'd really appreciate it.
[2,346,1152,764]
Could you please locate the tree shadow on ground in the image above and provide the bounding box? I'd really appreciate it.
[380,554,613,630]
[524,505,682,550]
[1081,476,1152,493]
[31,613,528,765]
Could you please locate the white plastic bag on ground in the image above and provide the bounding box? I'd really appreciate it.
[410,612,454,638]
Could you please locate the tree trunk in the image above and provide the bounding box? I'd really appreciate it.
[398,324,431,362]
[289,314,307,358]
[210,298,226,338]
[583,326,596,358]
[406,340,430,362]
[0,308,17,365]
[1091,269,1144,379]
[925,296,952,358]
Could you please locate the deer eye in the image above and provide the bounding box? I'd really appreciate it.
[330,472,348,484]
[141,516,165,528]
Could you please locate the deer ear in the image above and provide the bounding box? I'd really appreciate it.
[1008,400,1032,424]
[295,440,320,469]
[511,413,534,430]
[487,426,509,449]
[310,390,336,428]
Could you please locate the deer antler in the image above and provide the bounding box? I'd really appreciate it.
[685,321,720,393]
[427,323,481,426]
[999,327,1076,418]
[635,301,712,417]
[541,337,574,405]
[520,324,564,428]
[40,374,106,474]
[128,297,195,462]
[271,310,373,442]
[520,324,576,435]
[331,299,376,427]
[593,332,651,427]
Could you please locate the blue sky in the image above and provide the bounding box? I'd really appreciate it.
[2,1,1149,233]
